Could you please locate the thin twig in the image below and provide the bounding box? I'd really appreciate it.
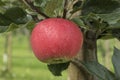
[63,0,68,18]
[31,15,40,22]
[23,0,49,18]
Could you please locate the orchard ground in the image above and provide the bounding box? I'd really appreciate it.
[0,33,120,80]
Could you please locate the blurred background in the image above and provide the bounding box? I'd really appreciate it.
[0,27,120,80]
[0,28,67,80]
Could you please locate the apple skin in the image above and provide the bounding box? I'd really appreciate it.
[30,18,83,64]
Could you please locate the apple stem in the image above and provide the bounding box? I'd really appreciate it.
[23,0,49,19]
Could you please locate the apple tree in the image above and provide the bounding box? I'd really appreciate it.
[0,0,120,80]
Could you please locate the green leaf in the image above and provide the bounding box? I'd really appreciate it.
[4,7,28,24]
[71,18,86,29]
[97,9,120,24]
[112,29,120,41]
[109,20,120,29]
[112,47,120,79]
[34,0,64,17]
[98,33,114,40]
[82,0,120,15]
[82,61,115,80]
[47,62,70,76]
[34,0,44,7]
[34,0,47,12]
[98,20,120,40]
[6,23,19,32]
[34,0,48,7]
[82,13,109,30]
[44,0,63,17]
[0,13,12,26]
[0,7,30,33]
[25,20,36,32]
[109,20,120,40]
[0,23,20,33]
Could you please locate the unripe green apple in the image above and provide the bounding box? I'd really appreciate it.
[30,18,83,64]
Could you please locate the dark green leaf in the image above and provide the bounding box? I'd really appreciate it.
[112,29,120,41]
[47,62,70,76]
[82,61,115,80]
[98,33,114,40]
[71,1,82,13]
[112,47,120,79]
[0,7,30,33]
[4,7,28,24]
[82,0,120,15]
[73,1,82,8]
[0,13,12,26]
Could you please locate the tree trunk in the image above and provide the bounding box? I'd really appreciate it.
[68,31,98,80]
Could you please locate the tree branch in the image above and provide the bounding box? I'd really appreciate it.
[31,15,40,22]
[71,59,90,80]
[63,0,68,19]
[23,0,49,18]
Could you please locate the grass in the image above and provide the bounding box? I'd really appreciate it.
[0,33,67,80]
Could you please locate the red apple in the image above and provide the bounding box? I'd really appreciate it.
[30,18,83,64]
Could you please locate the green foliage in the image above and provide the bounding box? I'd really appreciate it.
[71,18,86,29]
[83,47,120,80]
[47,62,70,76]
[82,0,120,15]
[33,0,64,17]
[4,7,27,24]
[33,0,48,13]
[0,13,11,26]
[82,61,115,80]
[112,47,120,79]
[44,0,63,17]
[0,7,30,33]
[69,0,119,40]
[25,20,36,32]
